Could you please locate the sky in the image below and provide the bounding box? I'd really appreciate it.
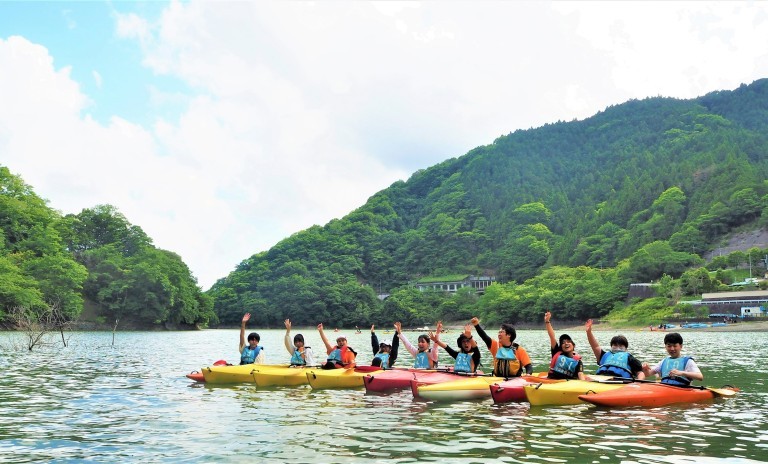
[1,1,768,290]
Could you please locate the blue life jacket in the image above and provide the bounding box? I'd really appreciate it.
[660,356,692,386]
[550,352,581,379]
[454,352,472,373]
[240,345,263,365]
[494,345,522,378]
[597,350,632,378]
[290,348,306,366]
[375,352,391,369]
[327,348,343,364]
[414,351,430,369]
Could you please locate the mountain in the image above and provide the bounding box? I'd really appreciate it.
[208,78,768,327]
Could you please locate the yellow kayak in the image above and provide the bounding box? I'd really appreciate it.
[305,367,382,389]
[415,375,506,401]
[252,365,311,387]
[524,379,627,406]
[202,363,288,384]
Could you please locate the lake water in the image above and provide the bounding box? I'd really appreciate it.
[1,327,766,463]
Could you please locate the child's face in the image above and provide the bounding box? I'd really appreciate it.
[417,338,430,351]
[665,342,683,358]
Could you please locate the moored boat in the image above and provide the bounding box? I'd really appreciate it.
[578,382,737,408]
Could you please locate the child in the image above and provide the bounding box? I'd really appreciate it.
[239,313,266,365]
[317,323,357,369]
[544,311,585,380]
[371,324,399,368]
[284,319,315,366]
[642,332,703,385]
[585,319,645,379]
[394,321,438,369]
[430,322,481,373]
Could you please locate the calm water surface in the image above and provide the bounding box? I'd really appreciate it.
[1,328,766,463]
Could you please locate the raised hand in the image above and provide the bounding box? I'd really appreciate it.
[428,331,438,342]
[463,324,472,337]
[242,313,251,324]
[585,319,593,331]
[470,317,479,326]
[394,321,402,333]
[544,311,551,323]
[284,319,291,331]
[370,325,375,332]
[317,323,324,331]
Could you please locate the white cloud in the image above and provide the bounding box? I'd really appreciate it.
[2,1,768,289]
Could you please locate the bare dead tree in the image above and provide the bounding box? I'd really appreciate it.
[9,302,72,350]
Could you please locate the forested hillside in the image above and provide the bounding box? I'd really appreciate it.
[209,79,768,327]
[0,167,214,329]
[3,80,768,331]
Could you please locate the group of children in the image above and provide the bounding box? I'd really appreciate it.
[238,311,703,386]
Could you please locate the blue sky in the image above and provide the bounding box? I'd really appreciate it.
[1,1,768,289]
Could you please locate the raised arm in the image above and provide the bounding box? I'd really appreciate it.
[544,311,557,349]
[370,325,379,355]
[395,322,417,357]
[239,313,250,352]
[429,322,442,363]
[317,323,333,353]
[471,317,493,349]
[585,319,602,360]
[284,319,294,354]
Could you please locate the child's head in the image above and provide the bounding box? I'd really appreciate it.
[379,342,391,354]
[293,333,304,348]
[457,334,473,352]
[336,336,347,348]
[417,334,430,351]
[247,332,260,346]
[609,335,628,351]
[559,334,575,354]
[663,332,684,358]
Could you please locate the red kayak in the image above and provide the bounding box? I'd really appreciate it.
[186,359,229,383]
[489,375,563,404]
[578,382,732,408]
[364,368,462,393]
[186,372,205,382]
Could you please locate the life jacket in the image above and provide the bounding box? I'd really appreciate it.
[454,351,473,373]
[493,344,523,377]
[660,356,692,386]
[374,352,391,369]
[240,345,263,365]
[326,345,355,368]
[290,347,308,366]
[548,352,581,379]
[597,350,633,378]
[414,350,430,369]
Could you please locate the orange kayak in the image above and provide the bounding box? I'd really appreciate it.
[579,382,727,407]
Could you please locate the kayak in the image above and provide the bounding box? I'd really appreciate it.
[524,379,626,406]
[364,368,463,393]
[185,359,229,383]
[306,367,382,389]
[413,375,508,401]
[489,375,564,404]
[251,365,312,387]
[186,371,205,382]
[202,363,288,384]
[578,382,736,408]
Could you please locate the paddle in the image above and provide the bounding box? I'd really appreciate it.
[609,377,738,397]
